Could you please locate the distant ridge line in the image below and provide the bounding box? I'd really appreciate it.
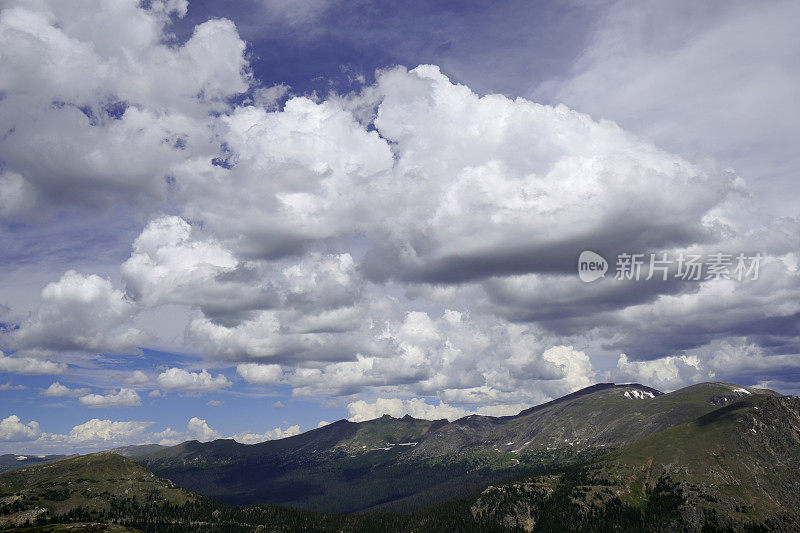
[511,382,664,419]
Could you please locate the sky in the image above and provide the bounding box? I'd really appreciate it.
[0,0,798,454]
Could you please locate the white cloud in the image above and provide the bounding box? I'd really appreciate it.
[346,397,530,422]
[78,388,142,408]
[8,270,147,355]
[123,216,361,331]
[612,337,800,392]
[0,415,42,441]
[317,420,330,428]
[0,0,250,217]
[170,64,736,286]
[358,65,734,284]
[1,0,797,412]
[0,351,66,375]
[236,363,283,385]
[67,419,151,443]
[232,425,300,444]
[156,368,231,392]
[347,398,470,422]
[154,417,222,446]
[124,370,150,385]
[207,399,223,406]
[0,171,37,220]
[41,381,89,398]
[282,253,364,310]
[538,0,800,216]
[165,64,776,405]
[177,97,393,260]
[613,353,708,391]
[287,311,594,408]
[602,255,800,360]
[153,427,182,446]
[186,417,220,441]
[539,346,595,395]
[186,309,331,362]
[121,216,264,315]
[148,389,163,398]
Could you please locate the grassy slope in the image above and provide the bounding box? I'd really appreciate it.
[0,453,194,529]
[0,458,70,476]
[472,393,800,531]
[601,393,800,514]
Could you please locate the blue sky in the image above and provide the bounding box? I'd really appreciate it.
[0,0,798,453]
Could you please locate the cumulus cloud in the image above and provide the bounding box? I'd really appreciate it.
[611,337,800,392]
[162,64,793,404]
[282,253,364,311]
[0,415,42,441]
[122,215,368,347]
[124,370,150,385]
[0,352,66,375]
[236,363,283,385]
[186,417,220,441]
[152,427,182,446]
[1,0,798,416]
[347,398,469,422]
[6,270,147,355]
[121,216,278,324]
[613,353,708,391]
[288,310,594,407]
[153,417,222,446]
[360,66,734,284]
[78,388,142,408]
[0,0,250,218]
[176,97,394,260]
[346,397,528,422]
[41,381,90,398]
[156,368,231,392]
[232,425,301,444]
[168,64,737,287]
[186,305,374,363]
[67,418,152,443]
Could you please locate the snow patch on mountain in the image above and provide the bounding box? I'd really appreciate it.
[624,389,655,400]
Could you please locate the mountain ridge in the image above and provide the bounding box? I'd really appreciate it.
[134,381,778,513]
[1,386,797,531]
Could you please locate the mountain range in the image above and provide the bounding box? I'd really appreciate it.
[134,382,770,513]
[1,381,797,532]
